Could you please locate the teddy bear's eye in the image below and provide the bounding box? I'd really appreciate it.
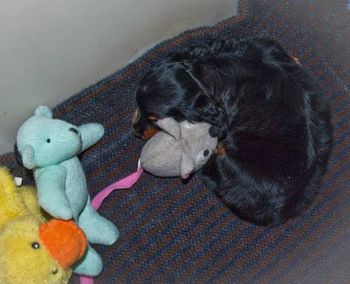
[203,149,209,157]
[31,242,40,249]
[46,138,51,143]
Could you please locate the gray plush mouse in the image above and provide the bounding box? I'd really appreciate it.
[140,117,218,179]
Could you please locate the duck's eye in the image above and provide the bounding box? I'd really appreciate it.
[203,149,209,157]
[52,268,58,275]
[31,242,40,249]
[46,138,51,143]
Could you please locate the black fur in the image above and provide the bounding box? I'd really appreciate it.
[133,37,332,226]
[14,142,23,166]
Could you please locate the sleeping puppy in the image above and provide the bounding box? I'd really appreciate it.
[133,37,332,226]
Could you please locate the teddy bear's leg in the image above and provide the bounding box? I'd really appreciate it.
[78,198,119,245]
[73,245,103,276]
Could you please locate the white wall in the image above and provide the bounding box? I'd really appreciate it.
[0,0,237,154]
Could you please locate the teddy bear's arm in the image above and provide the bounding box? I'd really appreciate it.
[36,165,73,220]
[78,123,104,152]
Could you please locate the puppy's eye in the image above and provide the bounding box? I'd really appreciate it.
[31,242,40,249]
[203,149,210,157]
[46,138,51,143]
[148,115,159,121]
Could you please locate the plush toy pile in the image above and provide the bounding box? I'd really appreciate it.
[0,167,87,284]
[4,105,217,284]
[15,106,119,277]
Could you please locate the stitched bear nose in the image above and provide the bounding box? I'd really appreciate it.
[69,128,78,134]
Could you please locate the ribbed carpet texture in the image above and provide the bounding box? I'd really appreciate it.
[1,1,349,283]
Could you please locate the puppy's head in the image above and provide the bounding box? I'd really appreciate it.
[132,108,160,140]
[133,58,228,139]
[133,37,301,141]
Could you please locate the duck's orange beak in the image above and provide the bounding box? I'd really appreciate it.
[39,219,87,269]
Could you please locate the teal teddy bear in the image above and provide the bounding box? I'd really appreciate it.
[15,105,119,276]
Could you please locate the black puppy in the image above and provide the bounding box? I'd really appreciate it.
[133,38,332,226]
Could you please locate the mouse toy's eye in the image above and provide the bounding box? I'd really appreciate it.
[196,149,211,163]
[31,242,40,249]
[46,138,51,143]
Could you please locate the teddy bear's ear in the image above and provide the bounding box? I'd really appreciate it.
[22,145,35,170]
[34,105,53,118]
[0,168,26,228]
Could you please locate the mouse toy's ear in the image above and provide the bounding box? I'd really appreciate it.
[156,118,181,140]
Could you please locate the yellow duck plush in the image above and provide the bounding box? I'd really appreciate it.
[0,167,88,284]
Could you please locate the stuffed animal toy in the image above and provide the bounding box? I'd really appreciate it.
[0,167,87,284]
[140,117,218,179]
[79,118,217,282]
[15,106,119,276]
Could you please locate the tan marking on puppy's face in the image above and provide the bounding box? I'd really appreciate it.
[292,56,301,65]
[142,126,160,140]
[215,142,226,156]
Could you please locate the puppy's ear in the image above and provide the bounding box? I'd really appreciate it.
[192,93,228,139]
[182,65,228,139]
